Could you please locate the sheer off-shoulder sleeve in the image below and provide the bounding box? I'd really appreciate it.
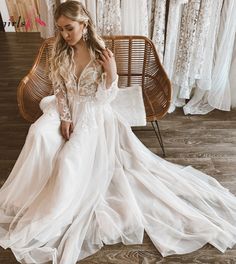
[54,83,72,122]
[95,72,119,104]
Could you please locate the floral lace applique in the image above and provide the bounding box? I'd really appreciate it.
[54,84,72,122]
[54,61,119,122]
[78,67,101,97]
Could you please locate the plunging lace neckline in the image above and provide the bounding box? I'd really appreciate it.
[74,47,95,87]
[75,59,93,86]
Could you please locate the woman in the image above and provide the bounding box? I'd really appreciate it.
[1,1,236,264]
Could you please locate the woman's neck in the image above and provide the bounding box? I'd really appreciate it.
[73,39,88,53]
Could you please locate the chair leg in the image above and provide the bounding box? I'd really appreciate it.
[151,120,166,157]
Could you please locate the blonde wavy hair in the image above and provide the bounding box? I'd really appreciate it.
[49,0,106,89]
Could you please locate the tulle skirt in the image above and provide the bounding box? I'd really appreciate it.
[1,95,236,264]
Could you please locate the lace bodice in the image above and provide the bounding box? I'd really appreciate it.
[53,60,118,122]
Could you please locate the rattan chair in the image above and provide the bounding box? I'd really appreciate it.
[17,36,172,156]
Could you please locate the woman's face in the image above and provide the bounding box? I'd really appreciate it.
[56,15,85,46]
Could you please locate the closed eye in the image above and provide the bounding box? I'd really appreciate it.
[57,27,73,32]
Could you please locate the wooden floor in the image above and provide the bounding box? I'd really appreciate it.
[0,32,236,264]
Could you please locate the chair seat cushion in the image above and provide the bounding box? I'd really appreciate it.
[111,85,146,127]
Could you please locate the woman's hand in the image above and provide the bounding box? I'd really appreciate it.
[60,120,74,140]
[97,47,117,89]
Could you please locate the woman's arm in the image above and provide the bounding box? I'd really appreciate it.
[95,72,119,104]
[97,47,117,88]
[54,84,73,140]
[95,48,119,103]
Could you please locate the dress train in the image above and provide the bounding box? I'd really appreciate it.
[1,72,236,264]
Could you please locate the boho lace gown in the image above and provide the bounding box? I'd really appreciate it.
[1,55,236,264]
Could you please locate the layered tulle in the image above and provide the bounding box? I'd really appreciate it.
[1,78,236,264]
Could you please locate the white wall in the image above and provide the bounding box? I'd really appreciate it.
[0,0,15,32]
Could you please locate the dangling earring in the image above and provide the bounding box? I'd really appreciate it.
[82,27,88,41]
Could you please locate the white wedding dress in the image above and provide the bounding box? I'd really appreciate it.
[1,56,236,264]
